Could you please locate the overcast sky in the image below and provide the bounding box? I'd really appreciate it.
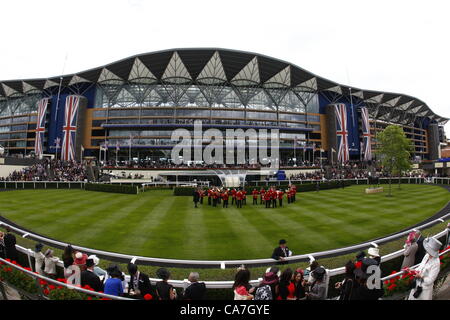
[1,0,449,131]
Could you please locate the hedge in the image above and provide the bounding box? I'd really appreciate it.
[84,183,139,195]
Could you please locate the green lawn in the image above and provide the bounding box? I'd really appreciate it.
[0,184,448,260]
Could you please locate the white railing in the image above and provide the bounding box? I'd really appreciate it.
[4,227,449,297]
[0,181,86,189]
[1,213,449,270]
[432,177,450,185]
[2,213,449,280]
[248,177,426,186]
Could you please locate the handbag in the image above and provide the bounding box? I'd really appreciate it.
[413,286,423,298]
[409,278,417,290]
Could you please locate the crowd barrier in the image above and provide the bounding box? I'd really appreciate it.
[0,177,426,190]
[0,181,86,189]
[1,212,448,270]
[1,229,448,300]
[0,176,448,299]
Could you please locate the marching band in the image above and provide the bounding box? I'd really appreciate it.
[193,185,297,209]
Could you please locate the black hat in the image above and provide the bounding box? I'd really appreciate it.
[354,258,378,279]
[127,263,138,275]
[356,251,366,261]
[85,259,95,268]
[279,239,287,245]
[312,267,326,280]
[156,268,170,280]
[106,264,122,277]
[35,243,44,253]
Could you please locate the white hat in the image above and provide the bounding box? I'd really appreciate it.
[368,247,380,257]
[88,255,100,266]
[423,237,442,257]
[75,252,83,259]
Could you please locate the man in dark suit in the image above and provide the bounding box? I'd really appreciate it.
[81,259,104,292]
[193,189,200,208]
[271,239,291,264]
[127,263,153,299]
[3,227,17,261]
[414,231,426,265]
[182,272,206,300]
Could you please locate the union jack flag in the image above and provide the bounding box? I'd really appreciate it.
[61,95,80,161]
[34,98,49,157]
[335,103,349,163]
[360,107,372,161]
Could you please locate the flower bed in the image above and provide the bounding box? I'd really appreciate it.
[383,246,450,297]
[0,259,37,295]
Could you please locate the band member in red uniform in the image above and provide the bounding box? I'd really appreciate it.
[222,189,229,208]
[271,188,277,208]
[242,189,247,205]
[260,188,265,205]
[287,188,292,204]
[236,189,243,208]
[252,189,259,205]
[199,189,205,204]
[231,188,237,206]
[212,189,219,207]
[292,185,297,202]
[264,189,272,208]
[277,189,284,207]
[207,188,212,206]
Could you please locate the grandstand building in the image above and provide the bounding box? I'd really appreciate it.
[0,48,447,164]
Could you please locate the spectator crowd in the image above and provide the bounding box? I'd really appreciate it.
[1,159,88,182]
[2,226,448,300]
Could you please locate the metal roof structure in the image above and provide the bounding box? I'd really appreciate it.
[0,48,447,124]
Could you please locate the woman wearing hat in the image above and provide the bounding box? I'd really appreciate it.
[368,247,381,265]
[34,243,45,275]
[254,269,280,300]
[407,237,442,300]
[44,249,59,279]
[305,267,327,300]
[401,231,418,269]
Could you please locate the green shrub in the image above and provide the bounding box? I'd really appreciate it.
[85,183,138,195]
[0,260,38,294]
[173,187,195,196]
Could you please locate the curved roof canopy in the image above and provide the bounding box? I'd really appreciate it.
[0,48,447,124]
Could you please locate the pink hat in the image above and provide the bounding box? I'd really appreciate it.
[406,231,416,245]
[74,252,87,265]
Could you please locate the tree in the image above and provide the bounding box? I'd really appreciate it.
[376,125,413,196]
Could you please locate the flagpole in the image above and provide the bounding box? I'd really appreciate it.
[320,148,323,170]
[129,135,132,165]
[293,137,296,166]
[54,54,68,122]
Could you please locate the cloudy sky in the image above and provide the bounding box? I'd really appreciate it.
[1,0,449,131]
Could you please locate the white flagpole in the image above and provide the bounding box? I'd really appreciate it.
[320,148,323,170]
[293,137,296,165]
[129,135,132,165]
[54,54,68,122]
